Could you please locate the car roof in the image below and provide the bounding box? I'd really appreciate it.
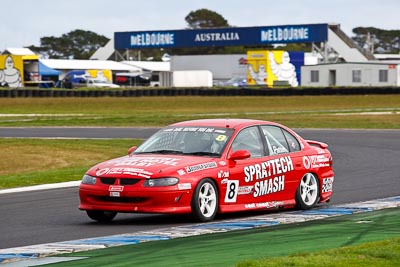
[170,118,279,129]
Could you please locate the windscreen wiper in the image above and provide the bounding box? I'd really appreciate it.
[184,151,220,157]
[136,150,184,155]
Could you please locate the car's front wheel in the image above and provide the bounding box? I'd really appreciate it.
[295,173,319,210]
[86,210,117,222]
[191,178,218,222]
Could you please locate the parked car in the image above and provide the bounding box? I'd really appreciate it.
[60,70,120,89]
[79,118,334,222]
[114,72,160,87]
[223,76,247,87]
[114,73,150,87]
[82,77,120,88]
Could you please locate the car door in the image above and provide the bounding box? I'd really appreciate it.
[225,124,305,210]
[259,125,304,201]
[224,126,267,207]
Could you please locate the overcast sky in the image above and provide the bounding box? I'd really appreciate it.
[2,0,400,52]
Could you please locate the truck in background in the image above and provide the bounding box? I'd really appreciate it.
[159,70,212,87]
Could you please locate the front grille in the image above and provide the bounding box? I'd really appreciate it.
[100,178,116,185]
[120,178,141,185]
[99,178,141,186]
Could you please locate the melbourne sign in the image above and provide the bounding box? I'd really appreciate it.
[114,23,328,49]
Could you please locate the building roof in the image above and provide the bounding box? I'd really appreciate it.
[373,54,400,60]
[121,61,170,72]
[90,39,114,60]
[2,48,36,55]
[41,59,142,72]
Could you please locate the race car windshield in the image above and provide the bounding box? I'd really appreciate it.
[134,126,234,157]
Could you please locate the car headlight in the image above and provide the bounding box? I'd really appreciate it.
[82,174,97,185]
[143,177,179,187]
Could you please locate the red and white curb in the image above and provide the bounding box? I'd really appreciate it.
[1,195,399,266]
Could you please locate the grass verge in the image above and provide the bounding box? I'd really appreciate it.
[237,238,400,267]
[0,95,399,128]
[0,138,142,189]
[45,207,400,267]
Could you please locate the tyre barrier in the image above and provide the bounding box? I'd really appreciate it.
[0,87,399,98]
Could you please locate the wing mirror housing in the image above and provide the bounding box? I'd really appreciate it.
[228,150,251,161]
[128,146,137,155]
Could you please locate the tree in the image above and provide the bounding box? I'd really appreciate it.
[161,9,233,56]
[28,29,109,59]
[185,8,230,29]
[352,27,400,54]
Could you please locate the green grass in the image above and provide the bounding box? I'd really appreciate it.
[0,138,142,189]
[0,95,399,128]
[237,238,400,267]
[46,208,400,267]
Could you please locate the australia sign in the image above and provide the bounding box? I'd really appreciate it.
[114,23,328,49]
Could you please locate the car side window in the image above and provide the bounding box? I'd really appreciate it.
[231,126,264,158]
[283,129,301,152]
[261,126,293,155]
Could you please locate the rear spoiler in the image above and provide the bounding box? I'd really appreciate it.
[306,140,328,149]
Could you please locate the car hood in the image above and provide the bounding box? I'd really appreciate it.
[87,154,223,179]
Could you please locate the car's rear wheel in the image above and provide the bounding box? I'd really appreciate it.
[191,178,218,222]
[295,173,319,210]
[86,210,117,222]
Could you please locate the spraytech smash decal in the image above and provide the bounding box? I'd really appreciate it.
[244,156,294,198]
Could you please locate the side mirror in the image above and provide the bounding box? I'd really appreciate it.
[228,150,251,161]
[128,146,137,155]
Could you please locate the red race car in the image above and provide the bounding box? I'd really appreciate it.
[79,119,334,222]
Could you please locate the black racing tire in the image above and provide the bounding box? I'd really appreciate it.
[191,178,218,222]
[295,173,320,210]
[86,210,117,222]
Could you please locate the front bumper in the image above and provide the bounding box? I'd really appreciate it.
[79,184,193,214]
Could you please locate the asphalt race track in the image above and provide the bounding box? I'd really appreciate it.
[0,128,399,249]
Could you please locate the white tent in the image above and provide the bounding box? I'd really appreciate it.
[41,59,142,72]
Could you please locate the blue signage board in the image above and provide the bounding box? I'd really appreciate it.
[114,24,328,49]
[288,51,305,86]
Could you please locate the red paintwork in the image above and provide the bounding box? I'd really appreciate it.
[79,119,334,216]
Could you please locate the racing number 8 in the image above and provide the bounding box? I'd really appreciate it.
[224,180,239,203]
